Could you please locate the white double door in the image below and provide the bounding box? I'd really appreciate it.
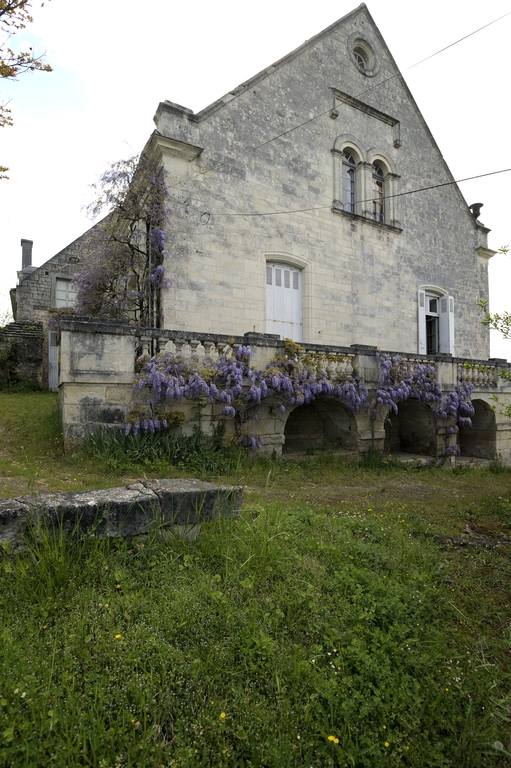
[266,263,302,342]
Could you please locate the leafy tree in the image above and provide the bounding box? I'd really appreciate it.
[1,0,52,177]
[74,154,169,327]
[479,246,511,340]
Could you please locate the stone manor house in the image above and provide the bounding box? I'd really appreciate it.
[10,4,511,461]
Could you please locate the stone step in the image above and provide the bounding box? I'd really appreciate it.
[1,322,43,339]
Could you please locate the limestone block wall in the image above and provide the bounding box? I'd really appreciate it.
[11,221,109,388]
[150,5,493,359]
[59,318,136,446]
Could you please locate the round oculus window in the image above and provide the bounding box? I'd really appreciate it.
[347,34,379,77]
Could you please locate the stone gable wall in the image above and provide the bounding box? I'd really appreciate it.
[12,221,109,387]
[152,5,491,360]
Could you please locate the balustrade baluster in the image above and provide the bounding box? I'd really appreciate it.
[140,335,151,357]
[327,357,337,376]
[189,339,200,361]
[202,341,214,365]
[174,339,186,358]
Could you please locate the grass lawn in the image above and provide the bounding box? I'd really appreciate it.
[0,392,511,766]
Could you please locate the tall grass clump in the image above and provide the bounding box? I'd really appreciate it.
[1,500,510,767]
[87,423,245,476]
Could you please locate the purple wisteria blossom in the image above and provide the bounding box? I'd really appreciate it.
[374,354,474,451]
[126,344,369,448]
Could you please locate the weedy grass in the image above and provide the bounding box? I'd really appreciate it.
[86,423,245,478]
[1,394,511,765]
[1,499,511,767]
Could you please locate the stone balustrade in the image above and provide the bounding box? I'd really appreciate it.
[57,317,511,463]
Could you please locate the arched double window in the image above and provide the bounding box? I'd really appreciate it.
[372,163,385,223]
[341,152,356,213]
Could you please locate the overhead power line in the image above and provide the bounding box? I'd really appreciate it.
[168,9,511,188]
[204,167,511,219]
[407,10,511,69]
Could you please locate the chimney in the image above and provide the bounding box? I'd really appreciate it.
[21,239,33,269]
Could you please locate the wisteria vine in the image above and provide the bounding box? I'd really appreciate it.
[74,154,169,326]
[126,343,369,448]
[375,354,474,456]
[125,346,475,454]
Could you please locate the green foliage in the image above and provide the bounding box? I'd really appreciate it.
[1,502,510,766]
[359,448,402,470]
[87,424,244,476]
[479,245,511,340]
[0,339,20,386]
[0,338,43,392]
[1,1,53,177]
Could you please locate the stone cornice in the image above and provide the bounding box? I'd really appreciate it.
[476,245,497,261]
[147,132,204,163]
[333,89,401,148]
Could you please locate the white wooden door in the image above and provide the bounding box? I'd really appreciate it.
[266,263,302,341]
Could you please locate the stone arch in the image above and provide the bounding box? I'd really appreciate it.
[333,134,367,162]
[459,399,496,459]
[384,400,437,456]
[367,148,393,176]
[283,399,358,453]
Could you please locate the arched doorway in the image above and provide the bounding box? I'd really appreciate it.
[459,399,496,459]
[283,399,357,453]
[384,400,436,456]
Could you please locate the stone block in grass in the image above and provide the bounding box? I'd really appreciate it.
[0,480,242,547]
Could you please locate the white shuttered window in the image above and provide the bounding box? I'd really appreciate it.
[266,262,302,341]
[418,289,454,355]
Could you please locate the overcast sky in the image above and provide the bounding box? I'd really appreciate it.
[1,0,510,358]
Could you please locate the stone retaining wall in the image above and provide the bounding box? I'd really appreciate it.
[56,318,511,463]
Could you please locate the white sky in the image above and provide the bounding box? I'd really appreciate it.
[1,0,510,358]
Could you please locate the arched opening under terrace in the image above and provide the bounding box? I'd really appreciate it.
[384,400,437,457]
[459,399,496,459]
[283,399,358,454]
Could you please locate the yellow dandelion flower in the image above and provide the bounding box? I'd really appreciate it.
[327,735,339,743]
[115,634,121,639]
[220,712,226,719]
[385,742,390,748]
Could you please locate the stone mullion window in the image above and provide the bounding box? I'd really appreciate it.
[372,164,385,223]
[383,172,401,228]
[358,162,374,219]
[341,153,356,213]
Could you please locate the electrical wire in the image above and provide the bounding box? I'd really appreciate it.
[169,9,511,188]
[151,9,511,223]
[407,10,511,69]
[203,167,511,219]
